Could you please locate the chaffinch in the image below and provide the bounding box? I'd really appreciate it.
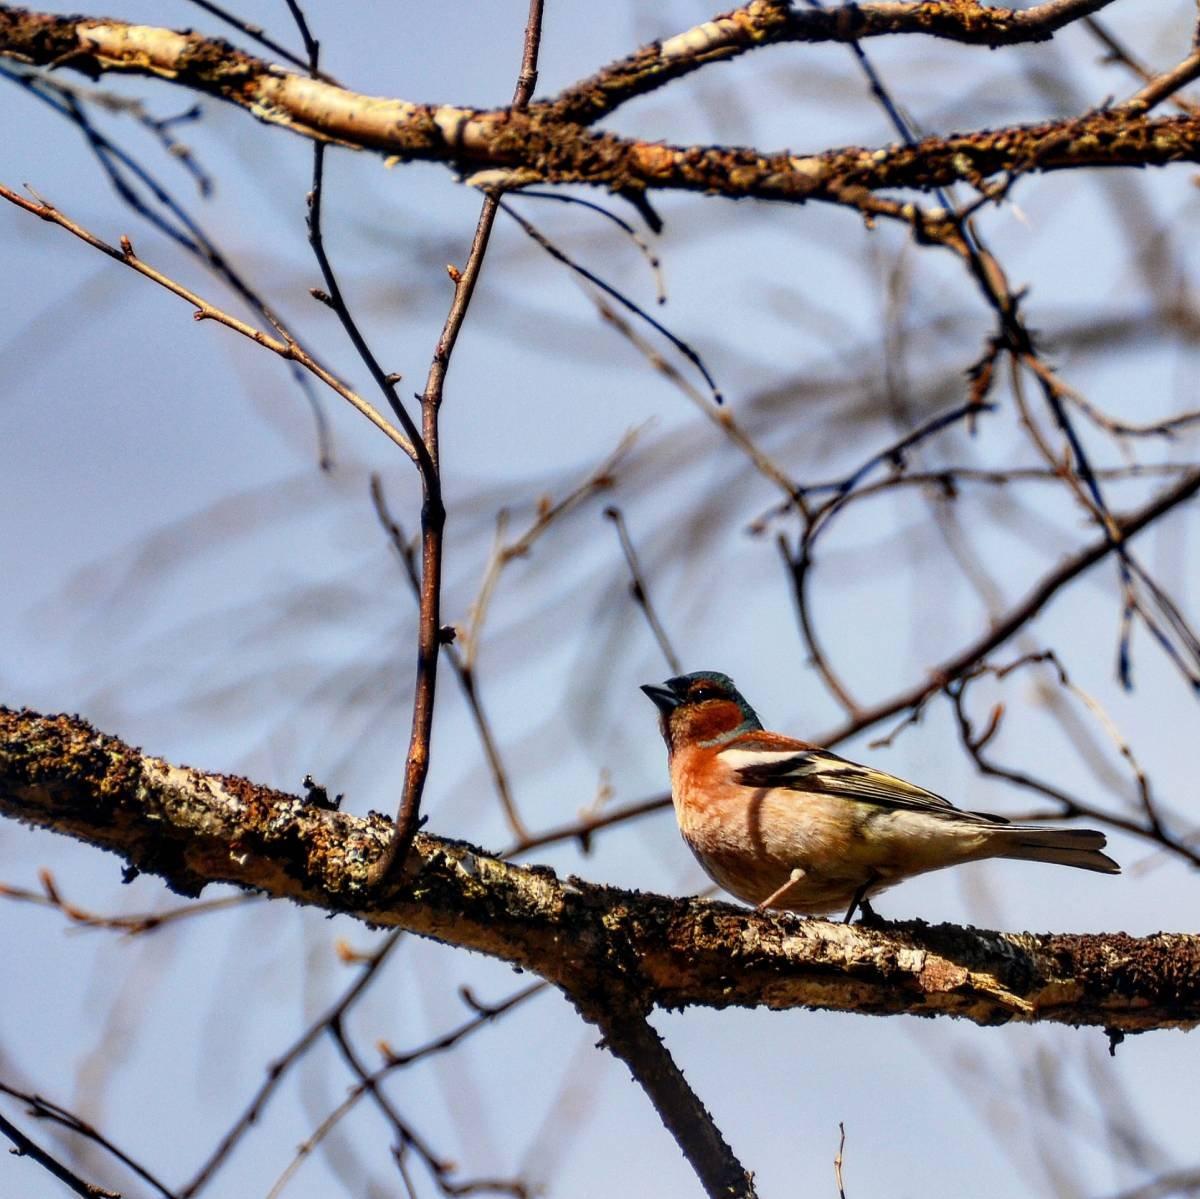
[642,671,1119,921]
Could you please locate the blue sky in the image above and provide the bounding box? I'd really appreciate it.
[3,3,1200,1196]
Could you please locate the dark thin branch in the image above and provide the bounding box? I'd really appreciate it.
[821,466,1200,736]
[0,1081,176,1199]
[504,791,671,858]
[0,62,335,468]
[0,869,251,934]
[270,984,540,1199]
[0,182,413,455]
[179,931,402,1198]
[183,0,334,79]
[0,1107,119,1199]
[499,199,723,404]
[305,144,428,467]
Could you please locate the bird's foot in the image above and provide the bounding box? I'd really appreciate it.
[842,876,885,926]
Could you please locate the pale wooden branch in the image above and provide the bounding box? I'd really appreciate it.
[553,0,1118,124]
[2,704,1199,1035]
[6,6,1200,213]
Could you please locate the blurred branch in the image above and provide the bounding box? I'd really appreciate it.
[0,61,336,467]
[270,982,543,1199]
[1087,16,1200,116]
[2,705,1199,1035]
[1101,1165,1200,1199]
[0,868,251,933]
[510,467,1200,858]
[180,930,403,1198]
[504,790,671,858]
[604,506,682,675]
[183,0,334,78]
[0,1080,176,1199]
[0,1106,119,1199]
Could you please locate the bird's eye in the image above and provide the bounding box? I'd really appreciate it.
[689,686,721,703]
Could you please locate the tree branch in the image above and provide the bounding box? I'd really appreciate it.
[6,6,1200,212]
[552,0,1117,124]
[0,1107,119,1199]
[2,704,1198,1034]
[584,1006,756,1199]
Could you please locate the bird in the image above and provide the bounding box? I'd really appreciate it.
[641,670,1119,921]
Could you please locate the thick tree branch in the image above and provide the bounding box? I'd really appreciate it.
[4,6,1200,212]
[585,1005,756,1199]
[2,705,1198,1034]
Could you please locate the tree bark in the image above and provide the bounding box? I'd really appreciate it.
[2,705,1197,1034]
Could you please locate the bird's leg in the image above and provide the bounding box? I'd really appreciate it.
[842,874,882,925]
[757,868,805,911]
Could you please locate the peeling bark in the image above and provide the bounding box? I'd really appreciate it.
[2,705,1197,1033]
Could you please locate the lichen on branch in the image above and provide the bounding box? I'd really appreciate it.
[1,705,1197,1033]
[3,4,1199,211]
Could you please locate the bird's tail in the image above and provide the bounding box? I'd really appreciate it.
[991,825,1120,874]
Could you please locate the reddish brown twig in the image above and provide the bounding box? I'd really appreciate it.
[367,0,546,887]
[0,868,250,934]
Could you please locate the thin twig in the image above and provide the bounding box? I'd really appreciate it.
[0,869,251,934]
[265,983,543,1199]
[604,506,681,674]
[183,0,335,79]
[371,475,526,840]
[369,0,546,887]
[465,430,637,665]
[515,468,1200,858]
[179,931,402,1198]
[835,1123,848,1199]
[499,199,723,404]
[0,1081,177,1199]
[0,63,335,467]
[0,182,414,457]
[0,1108,119,1199]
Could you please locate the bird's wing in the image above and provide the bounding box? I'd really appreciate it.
[720,743,999,819]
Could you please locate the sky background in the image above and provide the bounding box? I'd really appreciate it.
[3,2,1200,1197]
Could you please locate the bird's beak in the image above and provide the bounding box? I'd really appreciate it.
[640,682,679,714]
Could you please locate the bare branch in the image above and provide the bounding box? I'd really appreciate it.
[8,8,1200,210]
[0,1107,120,1199]
[368,0,545,887]
[0,182,417,458]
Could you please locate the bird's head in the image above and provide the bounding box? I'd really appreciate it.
[640,671,762,754]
